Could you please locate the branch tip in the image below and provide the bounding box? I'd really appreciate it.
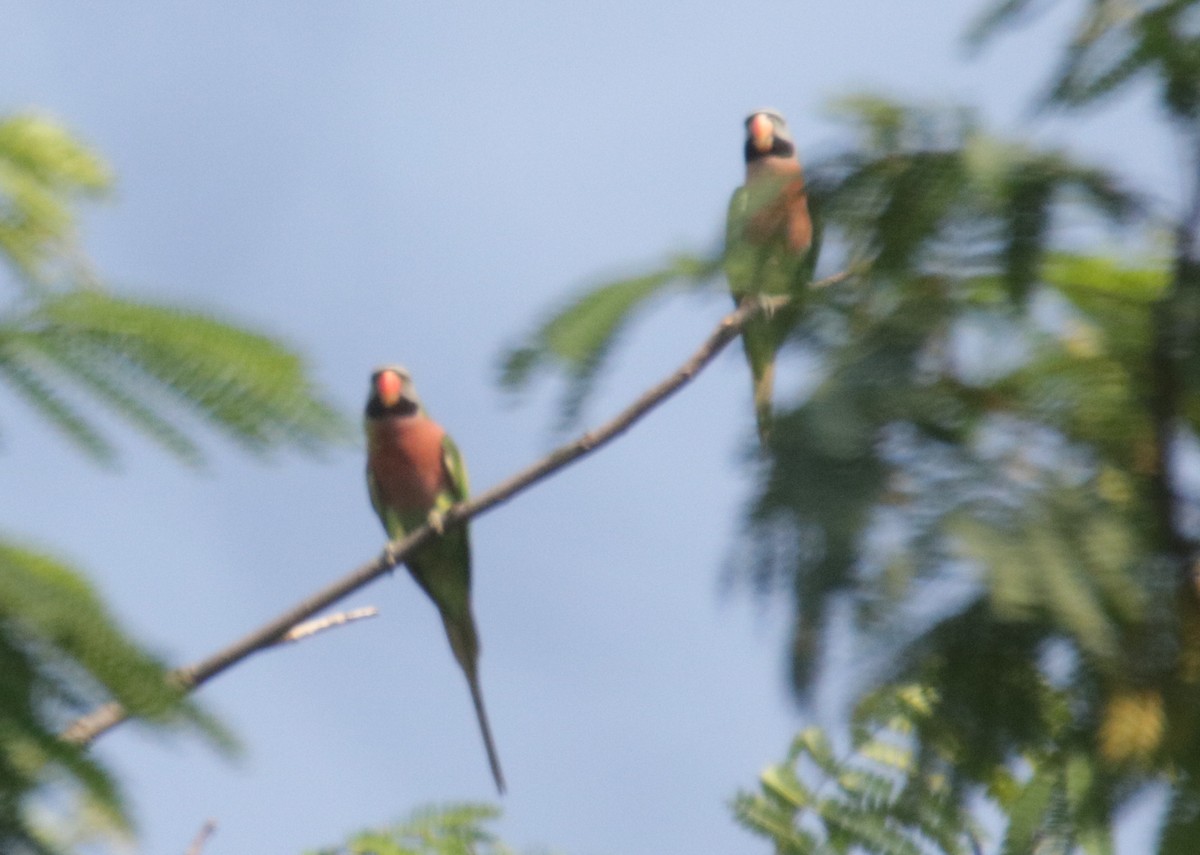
[183,819,217,855]
[281,607,380,644]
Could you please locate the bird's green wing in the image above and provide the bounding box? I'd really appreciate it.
[725,185,754,299]
[725,185,749,247]
[440,432,470,507]
[410,430,472,610]
[409,432,473,652]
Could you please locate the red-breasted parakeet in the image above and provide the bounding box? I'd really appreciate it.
[365,365,505,794]
[725,109,813,446]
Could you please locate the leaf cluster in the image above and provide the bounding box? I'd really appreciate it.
[497,254,724,426]
[0,540,234,854]
[0,113,350,850]
[0,114,109,287]
[736,682,1142,855]
[0,290,349,464]
[734,97,1200,847]
[306,803,549,855]
[970,0,1200,119]
[494,83,1200,849]
[734,685,984,855]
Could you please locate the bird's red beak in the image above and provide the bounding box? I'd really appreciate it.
[749,113,775,153]
[376,370,404,407]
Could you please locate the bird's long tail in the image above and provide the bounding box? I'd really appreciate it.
[444,614,507,794]
[741,314,782,447]
[464,669,506,795]
[752,359,775,447]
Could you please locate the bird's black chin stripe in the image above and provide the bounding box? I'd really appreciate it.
[365,398,419,418]
[744,138,796,163]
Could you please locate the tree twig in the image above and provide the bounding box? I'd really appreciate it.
[183,819,216,855]
[60,271,850,747]
[279,606,379,643]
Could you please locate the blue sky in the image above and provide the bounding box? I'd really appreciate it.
[2,2,1176,853]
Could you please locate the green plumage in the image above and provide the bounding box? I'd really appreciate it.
[365,371,506,794]
[725,173,812,445]
[368,433,473,643]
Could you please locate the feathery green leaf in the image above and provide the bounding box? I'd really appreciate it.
[0,538,235,854]
[497,253,722,426]
[305,803,544,855]
[0,114,109,286]
[0,289,350,462]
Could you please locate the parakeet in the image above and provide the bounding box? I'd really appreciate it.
[725,109,813,446]
[364,365,505,794]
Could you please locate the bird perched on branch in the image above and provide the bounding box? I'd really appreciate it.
[364,365,505,794]
[725,108,814,446]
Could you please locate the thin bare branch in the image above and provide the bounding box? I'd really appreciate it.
[280,606,380,643]
[183,819,216,855]
[60,271,851,747]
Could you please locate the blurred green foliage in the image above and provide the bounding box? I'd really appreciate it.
[498,253,723,428]
[9,0,1200,850]
[0,114,349,852]
[306,803,548,855]
[0,114,108,286]
[1,289,347,465]
[0,541,236,855]
[968,0,1200,119]
[500,2,1200,849]
[734,685,985,855]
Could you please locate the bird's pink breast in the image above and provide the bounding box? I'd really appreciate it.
[368,415,447,512]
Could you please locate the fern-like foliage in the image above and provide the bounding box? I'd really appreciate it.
[0,289,349,464]
[500,92,1200,848]
[0,114,109,288]
[0,112,347,851]
[969,0,1200,119]
[735,684,1133,855]
[305,803,550,855]
[739,98,1162,672]
[0,539,235,855]
[735,98,1200,850]
[734,685,986,855]
[819,95,1139,295]
[0,113,349,463]
[496,253,723,425]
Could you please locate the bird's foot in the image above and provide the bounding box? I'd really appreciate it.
[383,542,400,570]
[426,509,446,535]
[757,294,777,319]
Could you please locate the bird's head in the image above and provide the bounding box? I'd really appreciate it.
[743,109,795,162]
[367,365,421,416]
